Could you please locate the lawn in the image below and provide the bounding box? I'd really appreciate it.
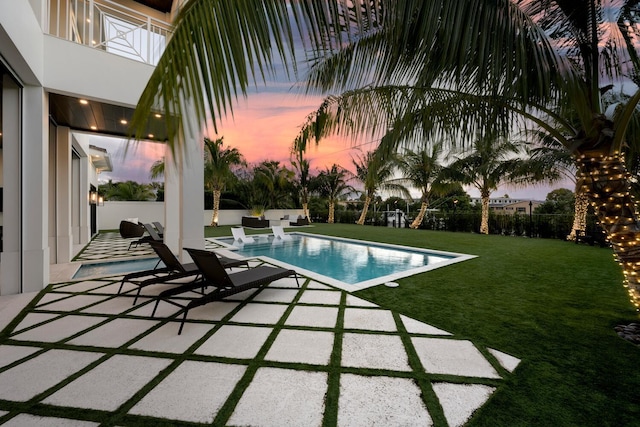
[207,223,640,426]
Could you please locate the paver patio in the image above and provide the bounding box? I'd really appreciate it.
[0,232,520,426]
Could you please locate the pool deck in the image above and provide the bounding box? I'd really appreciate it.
[0,232,520,426]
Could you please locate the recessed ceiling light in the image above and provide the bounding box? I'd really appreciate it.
[154,113,162,118]
[79,99,88,105]
[90,125,97,130]
[120,119,128,125]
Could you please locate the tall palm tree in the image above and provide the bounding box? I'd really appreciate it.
[204,136,245,226]
[395,143,451,229]
[352,150,409,225]
[253,161,296,210]
[315,164,354,223]
[445,135,539,234]
[525,131,588,241]
[291,144,312,222]
[130,2,640,310]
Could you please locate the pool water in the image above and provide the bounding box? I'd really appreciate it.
[216,233,474,290]
[73,258,164,279]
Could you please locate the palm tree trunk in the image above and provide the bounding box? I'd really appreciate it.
[410,201,428,229]
[302,202,311,223]
[211,189,221,226]
[328,201,335,223]
[357,196,371,225]
[577,152,640,312]
[480,192,490,234]
[567,190,589,241]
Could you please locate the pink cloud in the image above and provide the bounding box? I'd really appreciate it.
[211,91,371,173]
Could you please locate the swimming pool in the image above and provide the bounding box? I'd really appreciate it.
[215,232,475,291]
[73,258,164,279]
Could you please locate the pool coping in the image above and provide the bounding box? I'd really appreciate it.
[212,232,477,292]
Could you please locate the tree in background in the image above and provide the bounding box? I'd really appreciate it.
[204,136,245,226]
[445,135,538,234]
[314,164,354,223]
[291,144,312,222]
[102,181,155,201]
[149,158,165,181]
[395,142,451,229]
[352,150,409,225]
[252,161,297,211]
[535,188,576,215]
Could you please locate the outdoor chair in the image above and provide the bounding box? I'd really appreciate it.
[231,226,256,243]
[152,222,165,237]
[127,223,163,250]
[271,225,293,241]
[164,248,300,334]
[241,216,270,228]
[119,220,145,239]
[291,216,310,226]
[118,241,248,305]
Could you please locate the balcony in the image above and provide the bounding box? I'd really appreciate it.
[46,0,174,65]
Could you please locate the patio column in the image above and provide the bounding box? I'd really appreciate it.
[77,153,91,245]
[1,75,22,295]
[53,126,73,263]
[21,85,50,292]
[163,121,205,261]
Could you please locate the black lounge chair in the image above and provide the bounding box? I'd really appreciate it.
[118,241,248,305]
[152,222,165,237]
[165,248,300,334]
[291,216,310,226]
[119,220,145,238]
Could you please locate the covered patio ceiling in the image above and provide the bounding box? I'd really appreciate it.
[48,93,168,142]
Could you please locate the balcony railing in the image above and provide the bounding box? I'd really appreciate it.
[46,0,174,65]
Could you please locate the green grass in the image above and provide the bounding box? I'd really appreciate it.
[207,223,640,426]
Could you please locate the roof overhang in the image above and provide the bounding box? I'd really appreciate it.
[89,144,113,173]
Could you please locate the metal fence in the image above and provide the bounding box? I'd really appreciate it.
[46,0,173,65]
[313,210,602,241]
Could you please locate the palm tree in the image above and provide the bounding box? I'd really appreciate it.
[104,181,155,201]
[395,143,451,229]
[525,131,587,241]
[291,144,312,222]
[204,137,245,226]
[149,158,165,180]
[445,135,539,235]
[352,150,409,225]
[130,2,640,310]
[253,161,296,210]
[315,164,354,223]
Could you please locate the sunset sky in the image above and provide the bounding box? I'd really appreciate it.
[90,62,572,201]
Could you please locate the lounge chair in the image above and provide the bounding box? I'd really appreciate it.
[118,241,248,305]
[231,226,256,243]
[127,223,163,250]
[119,220,145,238]
[291,216,310,226]
[271,225,293,241]
[152,222,165,237]
[167,248,300,334]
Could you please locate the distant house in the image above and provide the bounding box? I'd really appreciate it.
[471,197,542,215]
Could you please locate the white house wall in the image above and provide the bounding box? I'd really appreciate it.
[98,203,304,230]
[0,0,44,86]
[43,35,154,106]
